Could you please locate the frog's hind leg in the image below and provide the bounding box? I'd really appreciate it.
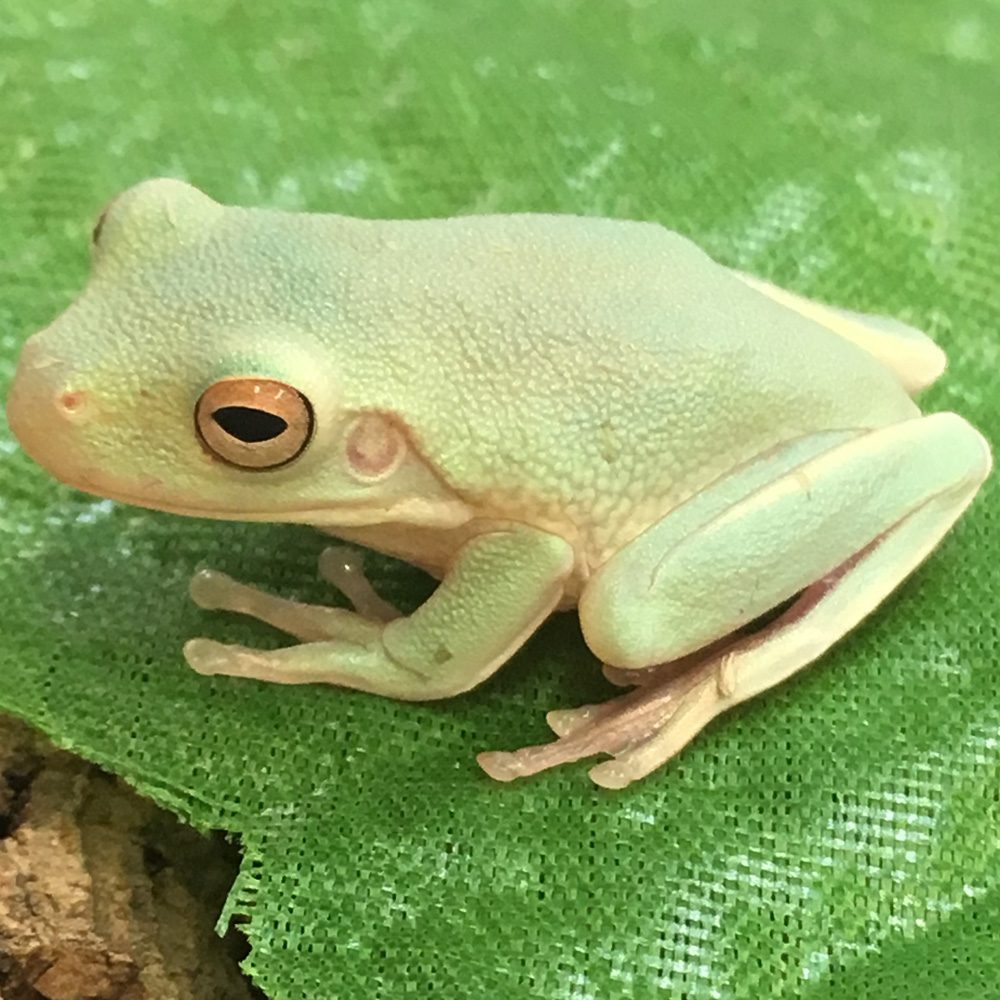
[597,608,796,690]
[732,270,946,395]
[477,413,990,788]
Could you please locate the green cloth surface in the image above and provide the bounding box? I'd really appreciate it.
[1,2,999,996]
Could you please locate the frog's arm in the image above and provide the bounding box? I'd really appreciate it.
[732,270,946,394]
[184,527,573,700]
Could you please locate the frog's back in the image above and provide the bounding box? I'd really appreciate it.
[228,208,922,557]
[352,212,917,432]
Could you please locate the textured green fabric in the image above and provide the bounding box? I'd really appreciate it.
[1,2,998,997]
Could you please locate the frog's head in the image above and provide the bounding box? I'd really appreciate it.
[6,179,467,529]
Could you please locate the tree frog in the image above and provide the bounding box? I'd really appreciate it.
[5,179,991,788]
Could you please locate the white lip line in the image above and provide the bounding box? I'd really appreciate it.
[64,482,344,523]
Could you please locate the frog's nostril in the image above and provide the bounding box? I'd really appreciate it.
[58,388,88,416]
[6,339,91,455]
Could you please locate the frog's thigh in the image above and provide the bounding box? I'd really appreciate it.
[732,270,946,393]
[580,413,991,671]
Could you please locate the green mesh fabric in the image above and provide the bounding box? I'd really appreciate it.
[2,2,999,997]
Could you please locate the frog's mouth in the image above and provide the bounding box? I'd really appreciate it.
[10,423,472,529]
[46,475,472,531]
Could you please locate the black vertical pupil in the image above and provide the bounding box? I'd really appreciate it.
[212,406,288,443]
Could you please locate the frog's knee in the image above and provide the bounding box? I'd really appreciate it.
[578,583,666,669]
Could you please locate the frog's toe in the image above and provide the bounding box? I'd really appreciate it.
[545,705,599,737]
[189,568,239,610]
[318,546,400,622]
[183,637,239,675]
[183,637,272,679]
[601,663,644,687]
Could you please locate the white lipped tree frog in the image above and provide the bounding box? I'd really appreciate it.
[6,180,991,788]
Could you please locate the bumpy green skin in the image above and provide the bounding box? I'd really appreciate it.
[5,180,991,786]
[8,178,916,571]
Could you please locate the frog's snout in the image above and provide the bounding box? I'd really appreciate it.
[6,334,95,474]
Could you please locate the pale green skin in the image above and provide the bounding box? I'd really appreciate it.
[6,179,992,788]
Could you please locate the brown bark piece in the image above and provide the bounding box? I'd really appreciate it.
[0,716,257,1000]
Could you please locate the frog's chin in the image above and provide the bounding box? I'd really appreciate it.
[65,482,474,531]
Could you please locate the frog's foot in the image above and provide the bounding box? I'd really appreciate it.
[477,651,722,789]
[479,571,857,789]
[188,549,398,644]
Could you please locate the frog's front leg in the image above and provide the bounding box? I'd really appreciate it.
[184,528,573,700]
[188,546,402,647]
[479,412,990,788]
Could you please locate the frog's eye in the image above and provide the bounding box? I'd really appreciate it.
[195,378,314,470]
